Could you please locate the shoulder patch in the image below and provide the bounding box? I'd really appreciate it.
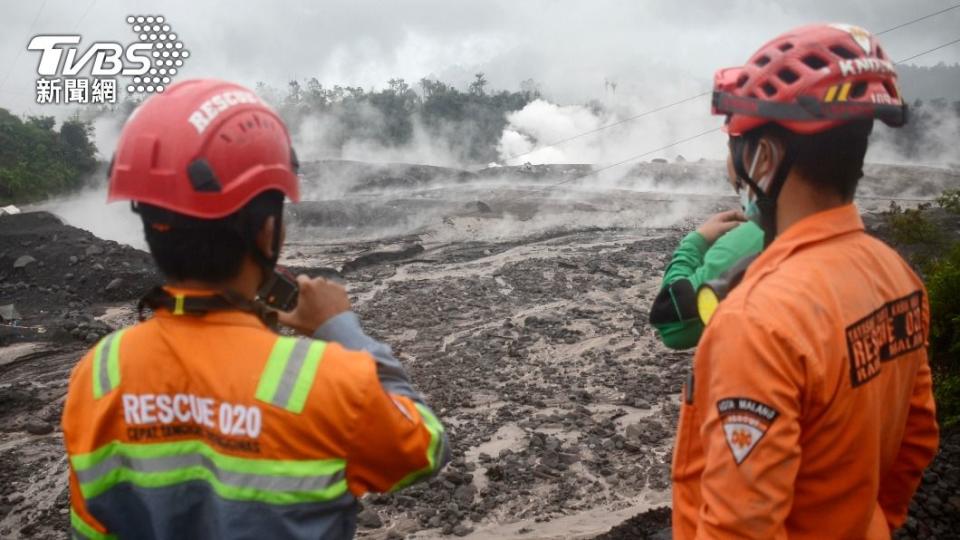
[717,397,779,465]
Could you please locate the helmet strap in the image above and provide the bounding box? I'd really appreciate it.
[250,208,284,273]
[731,135,797,247]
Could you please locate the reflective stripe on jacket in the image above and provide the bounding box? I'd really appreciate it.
[671,204,939,539]
[63,298,448,539]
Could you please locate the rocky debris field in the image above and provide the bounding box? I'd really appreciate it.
[337,229,684,539]
[1,160,959,539]
[0,211,157,348]
[896,428,960,539]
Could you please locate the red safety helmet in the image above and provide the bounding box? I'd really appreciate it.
[712,23,907,136]
[108,79,300,219]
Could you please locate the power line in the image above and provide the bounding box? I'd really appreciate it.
[545,127,722,189]
[544,35,960,190]
[509,4,960,165]
[858,195,939,202]
[896,37,960,64]
[73,0,99,31]
[0,0,51,93]
[875,3,960,35]
[504,91,711,163]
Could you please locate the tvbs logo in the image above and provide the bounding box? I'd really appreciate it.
[29,36,152,77]
[27,15,189,105]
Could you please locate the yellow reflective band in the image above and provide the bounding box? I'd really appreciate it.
[824,85,839,103]
[697,285,720,325]
[173,294,185,315]
[390,403,445,492]
[837,82,852,102]
[92,329,126,399]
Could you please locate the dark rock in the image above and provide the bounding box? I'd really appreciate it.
[625,419,668,445]
[24,420,53,435]
[357,507,383,529]
[453,484,476,507]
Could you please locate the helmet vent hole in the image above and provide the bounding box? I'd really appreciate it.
[754,55,771,67]
[736,74,749,88]
[238,122,247,133]
[882,81,899,99]
[876,46,886,60]
[253,114,262,128]
[777,68,799,84]
[802,55,828,70]
[850,81,868,99]
[761,82,777,97]
[219,133,232,143]
[829,45,858,60]
[778,42,794,52]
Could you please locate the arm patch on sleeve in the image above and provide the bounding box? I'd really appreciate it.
[650,278,698,324]
[717,397,779,465]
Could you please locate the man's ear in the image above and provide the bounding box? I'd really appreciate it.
[742,136,783,182]
[256,216,276,259]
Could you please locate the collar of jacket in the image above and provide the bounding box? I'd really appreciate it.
[747,203,865,278]
[153,285,266,328]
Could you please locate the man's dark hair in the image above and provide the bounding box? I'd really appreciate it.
[746,119,874,201]
[139,190,284,283]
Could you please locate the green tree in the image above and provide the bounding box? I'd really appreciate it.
[469,73,488,96]
[0,109,97,204]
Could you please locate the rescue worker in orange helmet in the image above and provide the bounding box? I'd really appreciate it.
[672,24,939,539]
[62,79,449,539]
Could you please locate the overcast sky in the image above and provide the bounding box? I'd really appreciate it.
[1,0,958,117]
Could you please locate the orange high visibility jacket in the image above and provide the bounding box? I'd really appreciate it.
[672,204,939,539]
[63,292,448,539]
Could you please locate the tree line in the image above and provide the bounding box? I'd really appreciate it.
[0,109,97,204]
[256,74,541,164]
[1,75,958,204]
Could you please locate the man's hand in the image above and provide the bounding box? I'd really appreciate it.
[696,209,747,245]
[277,275,352,335]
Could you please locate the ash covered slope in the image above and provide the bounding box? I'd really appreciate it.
[296,159,960,200]
[0,212,157,347]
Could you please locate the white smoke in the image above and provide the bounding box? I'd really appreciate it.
[34,184,146,249]
[496,96,727,171]
[293,104,466,168]
[90,112,127,160]
[497,100,605,164]
[867,114,960,167]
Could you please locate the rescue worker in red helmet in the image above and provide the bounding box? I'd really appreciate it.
[62,79,449,539]
[672,24,939,538]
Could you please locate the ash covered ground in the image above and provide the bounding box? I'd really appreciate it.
[1,160,958,539]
